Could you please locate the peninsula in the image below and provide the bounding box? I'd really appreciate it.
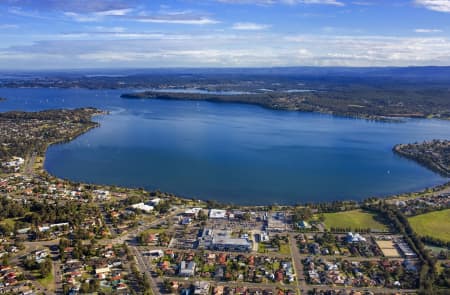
[2,67,450,121]
[394,140,450,177]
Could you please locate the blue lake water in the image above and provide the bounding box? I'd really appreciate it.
[0,88,449,204]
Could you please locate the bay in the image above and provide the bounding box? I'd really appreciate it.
[0,88,448,204]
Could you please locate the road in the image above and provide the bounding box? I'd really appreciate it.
[105,208,183,245]
[288,233,305,294]
[161,275,296,291]
[132,246,161,295]
[23,152,37,176]
[51,248,63,295]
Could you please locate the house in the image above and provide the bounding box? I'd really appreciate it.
[179,261,196,277]
[194,281,210,295]
[16,227,31,234]
[207,253,216,263]
[160,261,170,271]
[95,266,111,275]
[93,190,110,200]
[215,266,225,280]
[275,270,284,282]
[184,208,202,218]
[309,243,320,255]
[148,250,163,259]
[34,250,49,263]
[214,286,224,295]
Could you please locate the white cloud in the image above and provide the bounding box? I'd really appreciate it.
[299,0,344,5]
[64,8,133,22]
[3,0,133,14]
[415,0,450,13]
[415,28,443,33]
[64,12,100,22]
[218,0,344,6]
[93,26,126,33]
[95,9,133,16]
[7,7,52,20]
[3,33,450,68]
[232,22,271,30]
[352,1,374,5]
[137,17,219,25]
[0,24,19,29]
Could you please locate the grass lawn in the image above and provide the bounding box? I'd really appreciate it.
[258,243,267,253]
[408,209,450,242]
[142,228,166,234]
[33,269,55,292]
[279,243,291,256]
[38,272,54,289]
[0,218,16,229]
[322,210,387,231]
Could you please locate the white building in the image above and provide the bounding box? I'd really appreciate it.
[346,232,366,243]
[149,198,162,206]
[184,207,203,217]
[209,209,227,219]
[131,202,154,213]
[3,156,24,171]
[179,261,196,277]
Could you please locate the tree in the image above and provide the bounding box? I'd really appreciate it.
[0,222,13,236]
[80,282,90,294]
[242,212,251,221]
[1,257,8,266]
[292,207,312,223]
[197,210,207,221]
[39,258,52,277]
[89,279,100,292]
[163,279,173,292]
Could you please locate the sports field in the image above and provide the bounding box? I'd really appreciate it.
[323,209,387,231]
[408,209,450,242]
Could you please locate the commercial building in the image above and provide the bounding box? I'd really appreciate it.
[209,209,227,219]
[198,228,251,252]
[130,202,154,213]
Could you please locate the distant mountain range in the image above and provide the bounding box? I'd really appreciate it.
[1,66,450,81]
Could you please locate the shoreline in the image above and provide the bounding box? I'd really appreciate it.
[1,86,448,122]
[37,109,450,206]
[121,89,450,122]
[120,92,411,123]
[0,104,447,206]
[393,143,450,177]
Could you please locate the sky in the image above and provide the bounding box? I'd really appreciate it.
[0,0,450,69]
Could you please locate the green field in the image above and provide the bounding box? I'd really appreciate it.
[322,210,387,231]
[408,209,450,242]
[38,272,54,289]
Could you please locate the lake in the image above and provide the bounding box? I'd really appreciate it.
[0,88,449,204]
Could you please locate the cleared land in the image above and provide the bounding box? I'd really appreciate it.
[408,209,450,242]
[322,209,387,231]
